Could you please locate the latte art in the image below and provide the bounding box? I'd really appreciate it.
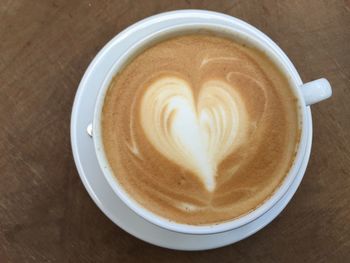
[140,77,247,191]
[102,34,300,225]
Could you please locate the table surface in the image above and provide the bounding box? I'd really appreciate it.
[1,0,349,262]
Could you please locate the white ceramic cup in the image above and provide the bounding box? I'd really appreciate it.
[90,10,332,235]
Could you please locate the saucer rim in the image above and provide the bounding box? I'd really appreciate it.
[70,10,313,250]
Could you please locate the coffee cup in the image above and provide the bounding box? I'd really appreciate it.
[90,10,331,235]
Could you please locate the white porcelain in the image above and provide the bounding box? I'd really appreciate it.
[71,10,330,249]
[90,10,331,235]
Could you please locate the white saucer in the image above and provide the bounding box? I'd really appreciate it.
[70,11,313,250]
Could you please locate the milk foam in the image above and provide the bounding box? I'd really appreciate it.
[140,77,247,191]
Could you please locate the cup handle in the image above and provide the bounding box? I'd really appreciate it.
[300,78,332,106]
[87,123,93,137]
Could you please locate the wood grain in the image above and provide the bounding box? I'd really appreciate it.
[0,0,349,262]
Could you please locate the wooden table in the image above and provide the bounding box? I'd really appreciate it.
[1,1,349,262]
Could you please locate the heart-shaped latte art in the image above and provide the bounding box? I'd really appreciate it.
[140,76,248,191]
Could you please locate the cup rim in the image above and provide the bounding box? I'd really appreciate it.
[92,10,308,235]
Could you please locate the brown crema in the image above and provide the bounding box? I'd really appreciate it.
[102,34,300,225]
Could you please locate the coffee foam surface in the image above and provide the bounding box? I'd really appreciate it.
[102,34,300,225]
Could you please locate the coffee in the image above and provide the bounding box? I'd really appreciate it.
[102,34,300,225]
